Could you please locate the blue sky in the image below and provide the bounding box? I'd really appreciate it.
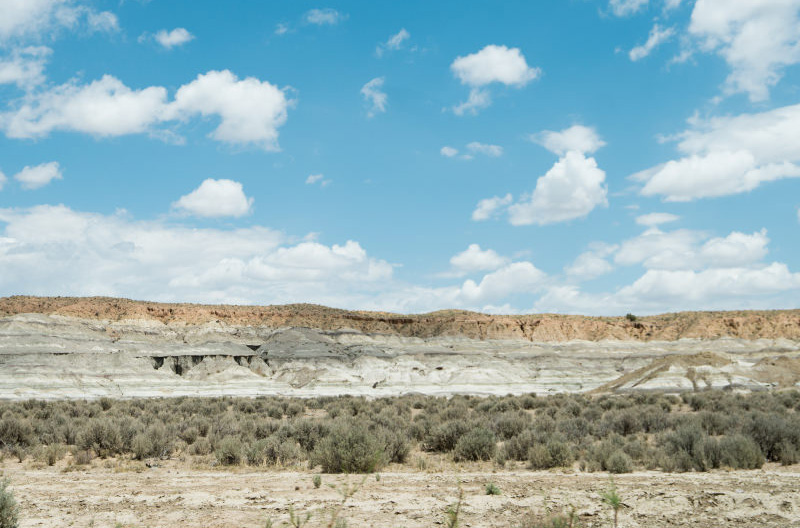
[1,0,800,315]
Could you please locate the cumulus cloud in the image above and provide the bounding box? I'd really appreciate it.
[13,161,62,190]
[0,46,51,89]
[0,0,118,42]
[173,179,253,218]
[151,28,194,49]
[609,0,649,17]
[615,226,770,271]
[170,70,291,150]
[537,224,799,315]
[466,142,503,157]
[471,193,512,221]
[630,24,675,61]
[360,77,387,118]
[688,0,800,101]
[449,244,509,275]
[304,8,346,26]
[635,212,680,227]
[633,104,800,201]
[531,125,606,156]
[440,146,459,158]
[565,243,618,281]
[508,151,608,226]
[376,28,410,57]
[1,70,292,150]
[450,45,540,115]
[305,173,330,187]
[0,205,394,306]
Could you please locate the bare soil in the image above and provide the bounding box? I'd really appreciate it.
[5,458,800,527]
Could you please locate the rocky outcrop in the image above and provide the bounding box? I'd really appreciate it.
[1,307,799,399]
[2,296,800,342]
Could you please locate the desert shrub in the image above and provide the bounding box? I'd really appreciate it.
[503,429,538,461]
[0,479,18,528]
[34,444,66,466]
[189,437,211,456]
[605,450,633,474]
[423,420,470,453]
[528,439,573,470]
[179,426,199,445]
[493,411,531,440]
[246,436,303,466]
[215,436,243,465]
[778,439,799,465]
[291,419,330,453]
[0,416,35,448]
[745,413,799,462]
[310,420,386,473]
[485,482,501,495]
[77,418,122,458]
[73,449,93,465]
[379,427,411,464]
[516,510,581,528]
[453,428,496,462]
[600,409,642,437]
[719,434,763,470]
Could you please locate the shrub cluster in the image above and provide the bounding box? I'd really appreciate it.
[0,390,798,473]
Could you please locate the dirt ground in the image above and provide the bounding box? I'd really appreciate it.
[4,458,800,528]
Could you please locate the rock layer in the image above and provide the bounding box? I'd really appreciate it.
[1,297,800,399]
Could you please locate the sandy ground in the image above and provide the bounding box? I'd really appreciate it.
[4,458,800,528]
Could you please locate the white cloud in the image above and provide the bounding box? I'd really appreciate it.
[537,225,797,315]
[531,125,606,155]
[86,10,118,33]
[633,104,800,201]
[565,252,614,281]
[471,193,512,221]
[451,88,492,116]
[2,75,168,138]
[615,226,770,271]
[440,146,459,158]
[13,161,62,190]
[458,262,546,305]
[0,0,118,42]
[688,0,800,101]
[450,244,508,274]
[304,8,346,26]
[450,45,540,114]
[170,70,291,150]
[173,179,253,218]
[0,170,6,191]
[508,151,608,226]
[153,28,194,49]
[466,142,503,157]
[609,0,649,16]
[274,23,289,36]
[0,205,396,306]
[2,70,292,150]
[360,77,387,118]
[0,46,51,89]
[376,28,410,56]
[630,24,675,61]
[305,173,330,187]
[635,212,680,226]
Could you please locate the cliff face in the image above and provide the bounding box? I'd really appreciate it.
[1,295,800,342]
[1,297,800,399]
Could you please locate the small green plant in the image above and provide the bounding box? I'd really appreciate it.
[313,475,322,489]
[324,477,365,528]
[600,479,623,528]
[0,478,19,528]
[485,482,501,495]
[287,505,312,528]
[444,487,463,528]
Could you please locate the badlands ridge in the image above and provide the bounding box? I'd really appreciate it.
[1,296,800,399]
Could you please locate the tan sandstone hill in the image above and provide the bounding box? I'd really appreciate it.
[1,295,800,341]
